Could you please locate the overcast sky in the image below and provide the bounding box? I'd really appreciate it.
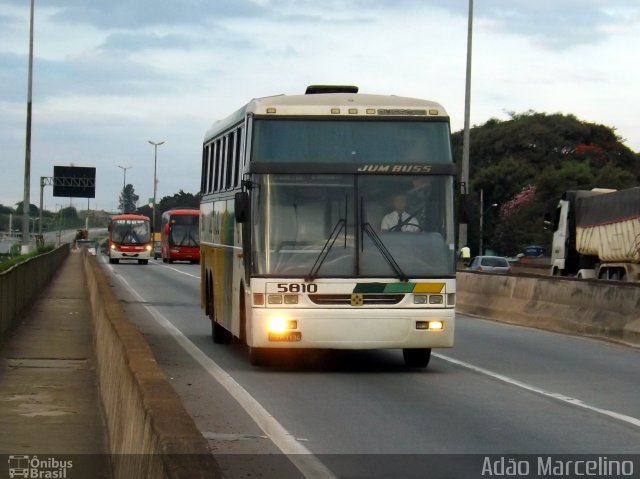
[1,0,638,212]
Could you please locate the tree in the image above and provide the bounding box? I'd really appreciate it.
[0,204,15,214]
[158,190,201,212]
[451,111,640,255]
[59,206,78,221]
[119,184,139,213]
[14,201,39,216]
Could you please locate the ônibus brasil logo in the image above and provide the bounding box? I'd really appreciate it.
[7,455,73,478]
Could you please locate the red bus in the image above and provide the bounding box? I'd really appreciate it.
[161,209,200,263]
[108,214,152,264]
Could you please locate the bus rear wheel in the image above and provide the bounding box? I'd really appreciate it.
[403,348,431,368]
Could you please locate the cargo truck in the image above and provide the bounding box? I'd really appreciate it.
[547,187,640,281]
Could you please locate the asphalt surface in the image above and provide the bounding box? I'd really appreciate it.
[97,255,640,478]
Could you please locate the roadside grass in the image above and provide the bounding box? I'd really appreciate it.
[0,245,56,273]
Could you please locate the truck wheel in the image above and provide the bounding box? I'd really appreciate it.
[212,320,232,344]
[403,348,431,368]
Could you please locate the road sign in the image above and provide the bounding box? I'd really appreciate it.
[53,166,96,198]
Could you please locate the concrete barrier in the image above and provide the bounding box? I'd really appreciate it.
[0,245,69,343]
[456,271,640,346]
[82,253,222,478]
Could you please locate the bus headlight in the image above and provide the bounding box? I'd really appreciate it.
[267,316,297,333]
[268,316,286,333]
[429,294,443,304]
[284,295,298,304]
[268,294,298,305]
[414,295,428,304]
[416,320,444,331]
[146,245,152,251]
[268,294,283,304]
[110,244,116,250]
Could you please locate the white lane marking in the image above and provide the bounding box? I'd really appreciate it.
[159,264,200,279]
[108,266,336,479]
[434,353,640,429]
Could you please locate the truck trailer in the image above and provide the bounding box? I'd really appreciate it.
[548,187,640,281]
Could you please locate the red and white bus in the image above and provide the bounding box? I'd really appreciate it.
[161,209,200,263]
[108,214,152,264]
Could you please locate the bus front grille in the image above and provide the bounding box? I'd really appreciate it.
[308,294,404,305]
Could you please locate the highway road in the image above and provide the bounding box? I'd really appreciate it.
[97,255,640,478]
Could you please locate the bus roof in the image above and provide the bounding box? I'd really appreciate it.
[205,91,448,142]
[110,214,150,221]
[162,208,199,216]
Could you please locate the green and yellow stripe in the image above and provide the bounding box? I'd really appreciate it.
[353,282,445,294]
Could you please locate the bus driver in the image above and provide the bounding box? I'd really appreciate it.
[380,194,421,232]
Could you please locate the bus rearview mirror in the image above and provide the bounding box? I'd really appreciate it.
[235,192,249,223]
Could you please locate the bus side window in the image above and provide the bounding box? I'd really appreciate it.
[234,127,242,187]
[201,146,208,194]
[226,132,234,189]
[214,139,222,191]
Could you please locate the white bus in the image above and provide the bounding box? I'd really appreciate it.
[200,85,456,367]
[108,214,152,264]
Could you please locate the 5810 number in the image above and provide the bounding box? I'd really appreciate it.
[276,283,318,293]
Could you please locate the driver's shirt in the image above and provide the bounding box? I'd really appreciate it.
[380,211,421,232]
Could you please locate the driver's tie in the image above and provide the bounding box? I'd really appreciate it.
[397,213,403,230]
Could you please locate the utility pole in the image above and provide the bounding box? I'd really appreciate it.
[148,140,165,232]
[117,165,132,213]
[479,188,497,256]
[459,0,474,251]
[39,176,44,234]
[21,0,35,253]
[479,188,484,256]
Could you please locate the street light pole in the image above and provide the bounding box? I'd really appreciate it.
[21,0,35,253]
[479,188,497,256]
[117,165,132,213]
[459,0,474,252]
[147,140,165,231]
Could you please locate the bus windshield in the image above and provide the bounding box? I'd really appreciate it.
[169,215,199,247]
[251,119,452,164]
[111,219,150,245]
[251,174,455,278]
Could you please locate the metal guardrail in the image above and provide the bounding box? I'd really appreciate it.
[0,244,70,343]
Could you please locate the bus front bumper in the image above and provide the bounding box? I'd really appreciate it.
[249,308,455,349]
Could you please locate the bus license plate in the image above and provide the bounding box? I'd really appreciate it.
[268,332,302,342]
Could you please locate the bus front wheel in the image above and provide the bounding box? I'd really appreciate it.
[138,259,148,265]
[212,320,232,344]
[109,258,119,264]
[249,347,269,366]
[403,348,431,368]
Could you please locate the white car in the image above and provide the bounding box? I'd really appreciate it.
[467,255,511,274]
[76,239,97,255]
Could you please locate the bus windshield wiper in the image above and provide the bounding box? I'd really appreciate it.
[361,221,408,282]
[305,218,346,282]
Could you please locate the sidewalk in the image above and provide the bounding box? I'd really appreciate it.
[0,251,111,477]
